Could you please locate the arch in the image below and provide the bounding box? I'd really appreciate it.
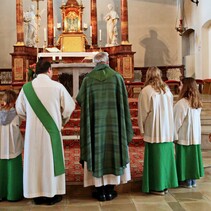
[182,28,195,77]
[202,20,211,78]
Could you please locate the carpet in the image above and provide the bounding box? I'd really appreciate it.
[63,139,144,183]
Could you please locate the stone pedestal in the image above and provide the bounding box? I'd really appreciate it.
[10,46,37,89]
[103,44,135,81]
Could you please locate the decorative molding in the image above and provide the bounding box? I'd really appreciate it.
[14,58,24,80]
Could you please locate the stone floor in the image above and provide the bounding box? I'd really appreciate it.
[0,150,211,211]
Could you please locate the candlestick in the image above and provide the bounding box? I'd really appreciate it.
[99,29,102,41]
[43,41,47,52]
[90,26,93,48]
[99,40,102,52]
[44,28,47,42]
[90,26,92,37]
[54,26,56,38]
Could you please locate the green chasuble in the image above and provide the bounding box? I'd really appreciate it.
[76,64,134,178]
[23,82,65,176]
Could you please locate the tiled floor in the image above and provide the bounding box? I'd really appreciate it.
[0,150,211,211]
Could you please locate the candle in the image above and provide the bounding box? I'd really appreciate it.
[83,23,88,29]
[44,28,47,42]
[52,56,56,61]
[54,26,56,38]
[90,26,92,37]
[99,29,102,41]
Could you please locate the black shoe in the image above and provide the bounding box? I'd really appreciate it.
[46,195,63,205]
[92,186,106,202]
[105,190,118,201]
[105,185,118,201]
[92,191,106,201]
[33,197,47,205]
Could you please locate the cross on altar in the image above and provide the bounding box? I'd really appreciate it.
[32,0,44,60]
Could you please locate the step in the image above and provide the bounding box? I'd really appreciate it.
[201,110,211,115]
[62,135,144,143]
[201,125,211,149]
[130,109,138,118]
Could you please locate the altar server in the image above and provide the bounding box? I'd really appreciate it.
[76,52,133,201]
[138,66,178,195]
[174,77,204,188]
[16,60,75,205]
[0,90,23,202]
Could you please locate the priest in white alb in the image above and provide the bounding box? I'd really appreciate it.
[16,60,75,205]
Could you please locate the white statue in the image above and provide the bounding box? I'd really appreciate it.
[104,4,119,46]
[24,5,36,47]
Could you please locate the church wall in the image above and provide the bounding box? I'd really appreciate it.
[0,0,181,70]
[184,0,211,78]
[0,0,16,69]
[128,0,181,67]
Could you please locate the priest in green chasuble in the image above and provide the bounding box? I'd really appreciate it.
[76,52,133,201]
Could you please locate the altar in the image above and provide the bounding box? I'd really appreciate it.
[11,0,135,89]
[38,52,98,62]
[52,62,95,98]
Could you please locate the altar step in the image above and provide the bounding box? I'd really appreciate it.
[20,95,211,183]
[201,95,211,149]
[62,98,144,183]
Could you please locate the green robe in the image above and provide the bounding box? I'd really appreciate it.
[76,64,133,178]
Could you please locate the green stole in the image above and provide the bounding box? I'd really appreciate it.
[23,82,65,176]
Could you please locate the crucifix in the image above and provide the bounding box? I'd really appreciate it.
[32,0,44,61]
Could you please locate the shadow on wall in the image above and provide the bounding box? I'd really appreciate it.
[134,0,176,5]
[139,29,171,67]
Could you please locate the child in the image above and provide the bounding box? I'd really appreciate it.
[0,90,23,201]
[174,77,204,188]
[138,67,178,195]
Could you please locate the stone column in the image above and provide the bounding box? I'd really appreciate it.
[47,0,54,47]
[16,0,24,46]
[90,0,97,47]
[121,0,129,44]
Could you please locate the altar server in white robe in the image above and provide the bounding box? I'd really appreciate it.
[16,60,75,205]
[174,77,204,188]
[138,66,178,195]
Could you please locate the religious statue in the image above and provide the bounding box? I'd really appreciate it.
[23,5,36,47]
[104,4,119,46]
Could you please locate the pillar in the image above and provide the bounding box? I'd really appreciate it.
[47,0,54,47]
[121,0,129,44]
[90,0,98,47]
[16,0,24,46]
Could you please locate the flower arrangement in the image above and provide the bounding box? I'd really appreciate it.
[27,63,37,81]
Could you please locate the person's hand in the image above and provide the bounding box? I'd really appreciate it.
[173,140,178,144]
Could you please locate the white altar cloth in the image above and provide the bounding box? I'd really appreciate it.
[38,52,98,61]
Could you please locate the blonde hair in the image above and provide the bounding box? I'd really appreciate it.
[178,77,202,109]
[144,66,167,93]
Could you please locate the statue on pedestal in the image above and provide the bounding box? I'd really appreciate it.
[24,5,36,47]
[104,4,119,47]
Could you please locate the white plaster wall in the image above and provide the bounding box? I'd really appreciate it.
[0,0,181,69]
[184,0,211,78]
[0,0,16,68]
[129,0,181,67]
